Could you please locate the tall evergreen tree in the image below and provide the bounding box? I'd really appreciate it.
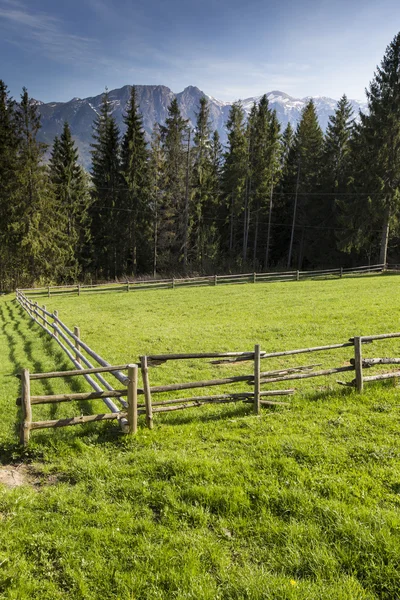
[320,95,354,262]
[0,81,19,289]
[148,123,164,276]
[160,98,188,269]
[242,102,258,263]
[191,96,213,268]
[120,86,151,274]
[342,33,400,264]
[283,100,324,268]
[13,89,73,284]
[281,123,294,168]
[90,89,122,278]
[221,101,247,262]
[49,121,91,277]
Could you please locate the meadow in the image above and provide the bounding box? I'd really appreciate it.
[0,274,400,599]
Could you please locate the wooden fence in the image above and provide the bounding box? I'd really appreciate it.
[15,290,400,444]
[16,263,386,299]
[139,334,400,425]
[16,364,139,445]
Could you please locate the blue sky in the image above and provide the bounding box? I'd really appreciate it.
[1,0,399,103]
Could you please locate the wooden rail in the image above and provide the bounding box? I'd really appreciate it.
[16,290,146,441]
[15,289,400,445]
[18,365,139,445]
[16,263,386,298]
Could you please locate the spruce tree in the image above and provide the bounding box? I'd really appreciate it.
[242,102,258,263]
[191,96,213,268]
[344,33,400,264]
[221,101,247,262]
[0,81,19,289]
[245,96,282,268]
[13,89,73,284]
[148,123,164,275]
[90,89,122,278]
[205,130,223,267]
[120,86,151,274]
[284,100,324,268]
[49,121,91,277]
[160,98,188,269]
[281,123,294,168]
[321,95,354,263]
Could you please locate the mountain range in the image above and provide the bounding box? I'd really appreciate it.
[35,85,368,169]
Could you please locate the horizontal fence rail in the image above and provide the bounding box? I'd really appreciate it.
[14,289,400,445]
[18,365,139,445]
[16,264,386,298]
[16,290,143,443]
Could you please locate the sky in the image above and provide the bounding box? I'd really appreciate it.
[0,0,400,104]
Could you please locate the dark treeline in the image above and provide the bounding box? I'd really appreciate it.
[2,33,400,288]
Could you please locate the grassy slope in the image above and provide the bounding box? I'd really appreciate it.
[0,274,400,598]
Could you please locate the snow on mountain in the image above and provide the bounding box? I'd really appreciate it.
[36,85,367,168]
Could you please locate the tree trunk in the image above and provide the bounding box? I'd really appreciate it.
[287,162,301,269]
[229,193,234,252]
[379,205,390,266]
[253,209,259,269]
[265,180,274,269]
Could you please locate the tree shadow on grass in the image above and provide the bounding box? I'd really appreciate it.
[0,301,110,454]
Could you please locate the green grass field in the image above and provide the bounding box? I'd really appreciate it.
[1,274,400,599]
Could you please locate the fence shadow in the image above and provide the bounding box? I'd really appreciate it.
[2,301,98,439]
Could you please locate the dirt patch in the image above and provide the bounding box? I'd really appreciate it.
[0,464,38,488]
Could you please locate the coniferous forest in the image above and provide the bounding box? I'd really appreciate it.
[1,33,400,289]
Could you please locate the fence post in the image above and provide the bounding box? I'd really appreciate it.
[141,356,153,429]
[78,284,81,296]
[340,267,343,278]
[354,336,363,393]
[74,326,81,365]
[53,310,58,339]
[214,275,217,286]
[126,280,129,292]
[254,344,261,415]
[127,364,138,434]
[42,305,47,330]
[296,270,300,281]
[172,278,175,289]
[20,368,31,446]
[253,272,256,284]
[47,286,50,298]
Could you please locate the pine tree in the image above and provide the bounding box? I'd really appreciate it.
[90,89,122,278]
[49,121,91,277]
[242,102,258,263]
[120,86,151,275]
[0,81,19,289]
[201,130,223,268]
[12,89,73,285]
[320,95,354,263]
[343,33,400,264]
[281,123,294,168]
[148,123,164,276]
[245,96,282,268]
[160,98,188,270]
[221,101,247,263]
[191,96,213,268]
[283,100,324,268]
